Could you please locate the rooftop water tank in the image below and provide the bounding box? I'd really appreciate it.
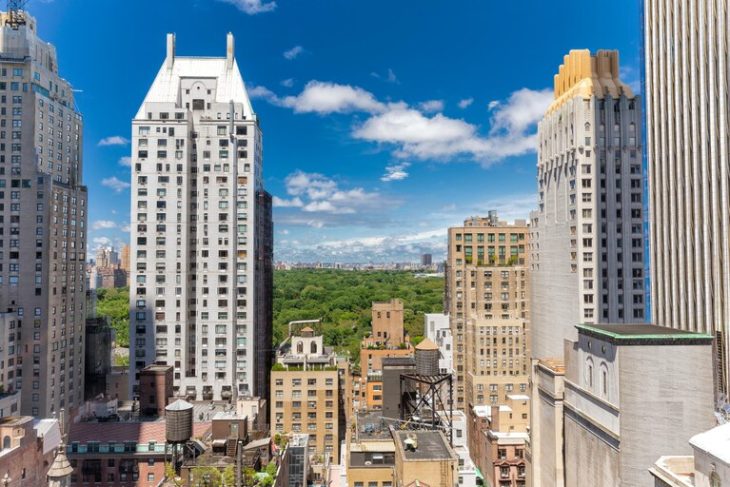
[415,338,440,376]
[165,399,193,443]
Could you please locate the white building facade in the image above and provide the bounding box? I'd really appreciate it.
[130,33,272,402]
[424,313,453,375]
[531,49,646,360]
[644,0,730,396]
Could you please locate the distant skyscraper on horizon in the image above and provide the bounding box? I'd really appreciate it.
[530,49,646,360]
[129,33,273,403]
[0,9,87,418]
[644,0,730,396]
[421,253,432,267]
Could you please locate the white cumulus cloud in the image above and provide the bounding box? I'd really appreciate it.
[418,99,445,113]
[280,78,295,88]
[92,220,117,230]
[458,98,474,109]
[118,156,132,167]
[98,136,129,146]
[274,171,395,227]
[283,45,304,60]
[101,177,131,193]
[217,0,276,14]
[281,81,385,114]
[381,162,410,182]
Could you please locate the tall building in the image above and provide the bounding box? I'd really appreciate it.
[529,50,647,487]
[644,0,730,395]
[129,33,273,402]
[530,49,645,360]
[0,10,87,417]
[445,212,529,410]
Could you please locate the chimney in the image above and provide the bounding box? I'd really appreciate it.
[226,32,235,69]
[166,33,175,70]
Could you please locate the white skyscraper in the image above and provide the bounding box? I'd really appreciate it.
[129,33,273,403]
[644,0,730,396]
[0,9,87,418]
[530,49,646,360]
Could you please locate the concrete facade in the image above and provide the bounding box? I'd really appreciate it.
[531,49,645,361]
[562,324,715,487]
[644,0,730,396]
[0,10,88,418]
[129,33,272,402]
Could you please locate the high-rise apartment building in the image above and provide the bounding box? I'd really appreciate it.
[129,33,273,402]
[530,49,645,360]
[445,212,529,410]
[371,298,405,346]
[0,10,87,417]
[644,0,730,395]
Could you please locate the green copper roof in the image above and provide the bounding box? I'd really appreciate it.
[576,324,713,345]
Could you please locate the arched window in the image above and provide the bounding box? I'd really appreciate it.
[310,341,317,355]
[600,362,609,398]
[296,341,303,354]
[2,436,10,450]
[585,357,594,388]
[710,472,721,487]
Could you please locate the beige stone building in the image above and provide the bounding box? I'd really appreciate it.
[271,327,340,463]
[446,211,529,410]
[393,430,459,487]
[0,10,88,418]
[371,299,405,346]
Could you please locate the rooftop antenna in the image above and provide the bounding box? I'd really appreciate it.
[6,0,27,29]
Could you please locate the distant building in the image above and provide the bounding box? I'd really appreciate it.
[530,324,715,487]
[271,327,341,463]
[371,299,405,346]
[446,211,529,410]
[421,254,432,267]
[0,416,63,486]
[424,313,453,375]
[650,422,730,487]
[137,365,173,417]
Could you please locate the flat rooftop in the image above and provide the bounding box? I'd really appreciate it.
[576,323,713,345]
[690,422,730,463]
[394,430,455,461]
[355,411,395,440]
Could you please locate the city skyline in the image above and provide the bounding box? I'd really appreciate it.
[29,0,643,263]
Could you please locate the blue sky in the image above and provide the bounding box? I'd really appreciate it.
[32,0,643,263]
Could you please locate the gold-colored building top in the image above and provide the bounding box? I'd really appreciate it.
[548,49,634,114]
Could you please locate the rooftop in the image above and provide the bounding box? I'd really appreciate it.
[69,421,211,444]
[382,356,415,368]
[394,430,455,461]
[355,411,395,441]
[576,324,713,346]
[690,422,730,464]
